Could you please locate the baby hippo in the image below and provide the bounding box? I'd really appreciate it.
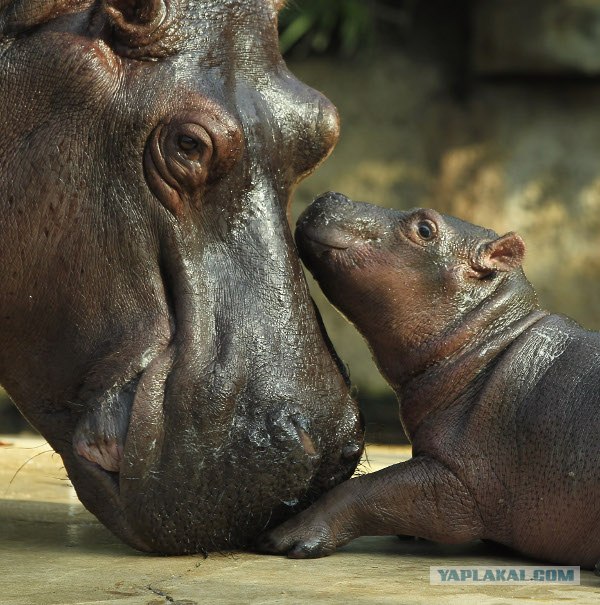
[258,192,600,569]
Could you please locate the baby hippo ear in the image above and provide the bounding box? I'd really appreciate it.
[471,232,526,277]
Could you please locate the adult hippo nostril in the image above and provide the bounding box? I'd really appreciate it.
[297,427,318,458]
[0,0,363,554]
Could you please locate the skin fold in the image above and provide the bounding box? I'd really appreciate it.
[258,192,600,570]
[0,2,363,554]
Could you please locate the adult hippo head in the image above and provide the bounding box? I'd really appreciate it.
[0,0,363,553]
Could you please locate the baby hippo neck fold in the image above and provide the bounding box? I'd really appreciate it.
[394,279,547,439]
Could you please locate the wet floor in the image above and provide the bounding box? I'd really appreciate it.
[1,436,598,605]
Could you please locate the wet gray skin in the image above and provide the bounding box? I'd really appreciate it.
[0,1,363,554]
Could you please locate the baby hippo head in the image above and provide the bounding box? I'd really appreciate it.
[295,192,536,385]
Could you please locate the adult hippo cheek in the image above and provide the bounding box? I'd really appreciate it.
[0,0,363,554]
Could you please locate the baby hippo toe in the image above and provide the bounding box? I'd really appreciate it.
[256,518,337,559]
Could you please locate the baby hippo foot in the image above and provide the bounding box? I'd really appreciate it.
[257,483,360,558]
[73,380,136,473]
[257,514,338,559]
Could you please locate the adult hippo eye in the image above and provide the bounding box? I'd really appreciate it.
[144,109,243,217]
[178,135,199,153]
[173,124,213,163]
[144,119,215,216]
[417,220,437,241]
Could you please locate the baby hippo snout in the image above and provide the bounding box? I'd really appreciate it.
[296,192,392,259]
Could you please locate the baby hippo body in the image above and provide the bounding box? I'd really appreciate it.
[259,192,600,569]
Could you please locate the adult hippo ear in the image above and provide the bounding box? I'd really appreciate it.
[470,233,526,277]
[103,0,177,57]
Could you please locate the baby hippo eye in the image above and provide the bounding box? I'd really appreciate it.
[416,220,437,241]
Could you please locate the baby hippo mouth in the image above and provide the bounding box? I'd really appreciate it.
[297,223,357,254]
[73,376,138,474]
[296,192,386,262]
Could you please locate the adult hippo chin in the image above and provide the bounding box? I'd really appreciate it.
[0,0,363,554]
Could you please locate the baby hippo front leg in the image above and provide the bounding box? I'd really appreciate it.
[258,456,484,558]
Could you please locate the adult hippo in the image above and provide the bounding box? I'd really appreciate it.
[0,0,363,554]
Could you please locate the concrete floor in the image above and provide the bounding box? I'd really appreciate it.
[1,437,599,605]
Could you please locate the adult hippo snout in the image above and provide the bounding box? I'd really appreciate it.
[0,0,363,553]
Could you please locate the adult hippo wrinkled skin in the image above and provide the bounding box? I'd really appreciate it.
[0,1,363,554]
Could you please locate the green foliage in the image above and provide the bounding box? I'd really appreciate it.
[279,0,416,58]
[279,0,375,58]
